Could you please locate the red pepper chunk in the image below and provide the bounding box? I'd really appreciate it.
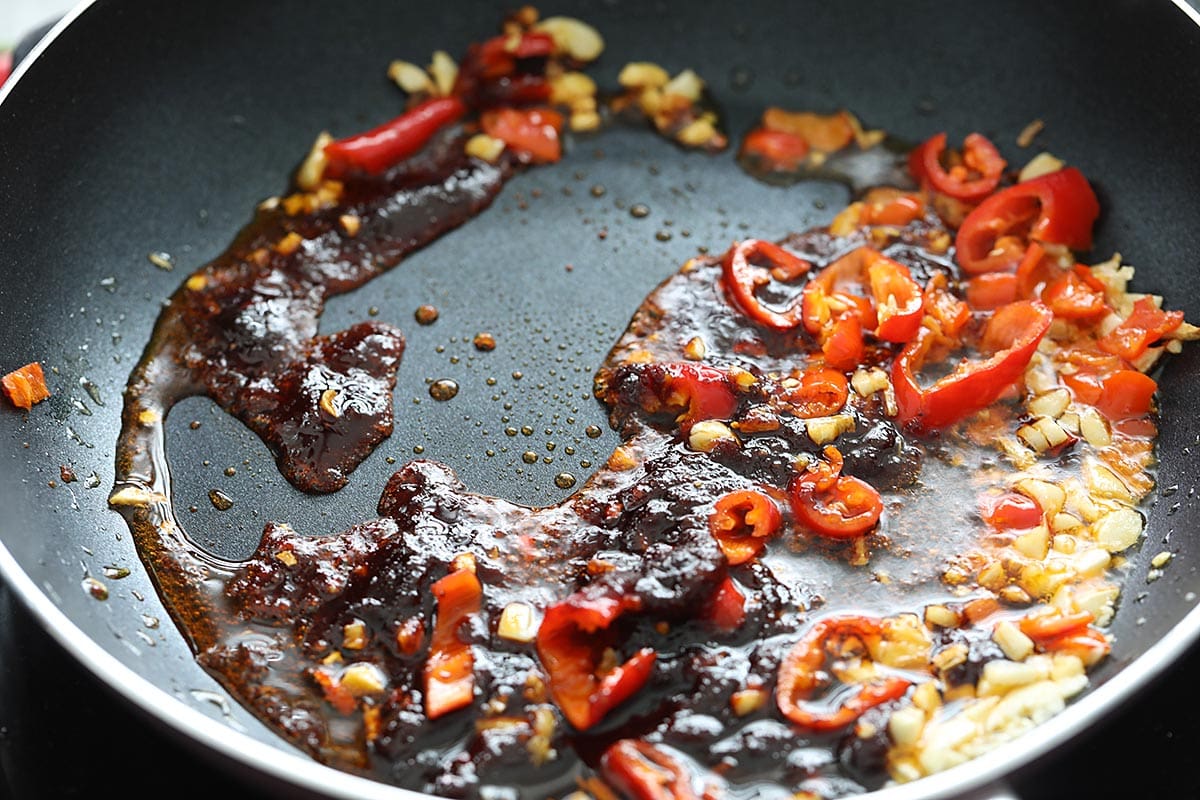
[535,591,656,730]
[780,367,849,418]
[867,255,924,343]
[1094,370,1158,420]
[790,447,883,539]
[821,313,865,372]
[892,300,1053,431]
[601,740,702,800]
[955,168,1101,274]
[740,128,811,172]
[655,363,739,433]
[424,567,482,719]
[1098,297,1184,362]
[980,492,1043,530]
[966,272,1019,311]
[702,576,747,631]
[776,616,912,731]
[721,239,812,331]
[709,489,782,565]
[911,132,1006,202]
[1040,266,1110,321]
[323,96,467,178]
[481,106,564,164]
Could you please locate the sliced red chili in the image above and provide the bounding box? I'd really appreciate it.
[861,192,925,227]
[868,254,924,343]
[776,615,912,731]
[653,363,739,433]
[480,106,564,164]
[740,128,811,172]
[801,248,878,336]
[535,591,656,730]
[911,132,1006,202]
[790,447,883,539]
[323,96,467,178]
[1098,297,1184,362]
[979,492,1043,530]
[922,274,971,338]
[1093,370,1158,419]
[600,740,702,800]
[702,576,747,631]
[966,272,1019,311]
[721,239,812,331]
[1041,267,1110,321]
[892,300,1053,431]
[709,489,782,565]
[779,367,849,418]
[425,567,483,719]
[955,167,1100,274]
[822,313,865,372]
[1018,609,1094,643]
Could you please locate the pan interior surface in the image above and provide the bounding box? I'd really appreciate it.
[2,0,1200,798]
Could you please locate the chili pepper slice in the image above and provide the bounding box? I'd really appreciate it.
[1098,296,1184,362]
[790,447,883,539]
[868,255,924,343]
[1018,609,1094,643]
[740,127,811,172]
[1,362,51,410]
[860,192,925,227]
[701,576,747,631]
[323,96,468,178]
[0,50,12,88]
[979,492,1043,530]
[922,274,971,338]
[600,740,702,800]
[911,132,1007,202]
[721,239,813,331]
[480,106,564,163]
[955,167,1100,274]
[780,366,849,418]
[776,615,912,731]
[892,300,1053,431]
[653,363,739,433]
[821,313,865,372]
[1040,266,1110,321]
[425,567,483,719]
[966,272,1019,311]
[536,590,656,730]
[1093,370,1158,420]
[709,489,782,565]
[761,107,855,152]
[800,248,878,335]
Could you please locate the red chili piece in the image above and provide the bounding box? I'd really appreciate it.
[323,96,468,178]
[721,239,813,331]
[535,591,656,730]
[709,489,782,565]
[740,127,811,171]
[702,576,747,631]
[955,167,1100,274]
[425,567,483,719]
[891,300,1053,431]
[600,740,702,800]
[480,106,564,163]
[779,367,849,419]
[776,615,912,731]
[790,446,883,539]
[1098,297,1184,362]
[911,132,1006,202]
[867,254,924,343]
[653,363,739,433]
[979,492,1043,530]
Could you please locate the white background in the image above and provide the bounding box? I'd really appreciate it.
[1,0,79,50]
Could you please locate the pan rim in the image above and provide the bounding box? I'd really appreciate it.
[3,1,1200,798]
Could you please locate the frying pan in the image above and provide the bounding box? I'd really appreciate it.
[3,0,1200,798]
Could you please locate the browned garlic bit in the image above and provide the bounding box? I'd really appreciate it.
[614,62,727,151]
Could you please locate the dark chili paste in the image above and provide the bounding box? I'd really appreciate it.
[108,8,1195,800]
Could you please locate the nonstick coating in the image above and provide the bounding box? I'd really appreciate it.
[2,1,1200,798]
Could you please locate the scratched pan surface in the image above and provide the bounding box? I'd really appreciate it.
[2,0,1200,798]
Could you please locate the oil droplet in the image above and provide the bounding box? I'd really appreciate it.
[413,445,425,454]
[82,577,108,600]
[142,614,160,628]
[208,488,234,511]
[655,230,672,242]
[85,472,101,489]
[512,371,524,380]
[102,565,130,580]
[630,203,650,219]
[59,465,77,483]
[79,376,104,406]
[368,306,379,317]
[554,472,577,489]
[473,332,496,351]
[189,420,202,430]
[522,451,538,464]
[729,64,754,91]
[505,427,518,437]
[429,379,459,401]
[415,304,440,325]
[590,184,606,197]
[224,466,237,477]
[585,425,603,438]
[580,460,593,469]
[521,425,534,436]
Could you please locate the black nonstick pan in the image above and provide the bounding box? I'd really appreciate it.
[3,1,1200,798]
